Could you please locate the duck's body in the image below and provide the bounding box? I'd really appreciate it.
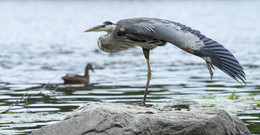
[62,64,94,84]
[62,74,89,84]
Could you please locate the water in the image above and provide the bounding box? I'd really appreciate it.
[0,0,260,134]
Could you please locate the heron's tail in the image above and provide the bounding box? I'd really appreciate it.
[194,37,246,84]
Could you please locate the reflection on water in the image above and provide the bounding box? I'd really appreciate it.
[0,0,260,134]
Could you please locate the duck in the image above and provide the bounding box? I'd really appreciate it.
[62,64,94,84]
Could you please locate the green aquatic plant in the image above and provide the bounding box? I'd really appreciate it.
[202,95,216,99]
[164,92,260,112]
[227,91,236,99]
[202,104,215,107]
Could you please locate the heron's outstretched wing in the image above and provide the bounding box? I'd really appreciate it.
[117,17,246,83]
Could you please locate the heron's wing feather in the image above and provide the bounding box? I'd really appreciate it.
[117,18,246,83]
[193,38,246,84]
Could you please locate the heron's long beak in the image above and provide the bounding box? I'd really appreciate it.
[84,25,103,32]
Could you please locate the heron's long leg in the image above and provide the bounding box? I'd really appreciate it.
[142,48,151,105]
[202,57,214,80]
[206,62,214,79]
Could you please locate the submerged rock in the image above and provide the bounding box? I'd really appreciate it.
[31,102,250,135]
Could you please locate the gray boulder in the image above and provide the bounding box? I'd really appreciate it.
[31,102,250,135]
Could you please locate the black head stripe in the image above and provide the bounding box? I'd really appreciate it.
[103,21,114,25]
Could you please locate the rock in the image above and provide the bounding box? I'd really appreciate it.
[31,102,250,135]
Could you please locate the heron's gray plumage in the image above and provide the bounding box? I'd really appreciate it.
[93,17,246,84]
[116,18,203,50]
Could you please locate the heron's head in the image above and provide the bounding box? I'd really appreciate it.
[84,21,115,33]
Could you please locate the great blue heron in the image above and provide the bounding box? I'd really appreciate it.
[62,64,94,84]
[85,17,246,105]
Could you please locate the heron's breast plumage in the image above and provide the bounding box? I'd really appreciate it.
[98,34,137,53]
[98,29,166,53]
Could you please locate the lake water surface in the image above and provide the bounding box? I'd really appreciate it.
[0,0,260,134]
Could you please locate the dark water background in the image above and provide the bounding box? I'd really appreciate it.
[0,0,259,134]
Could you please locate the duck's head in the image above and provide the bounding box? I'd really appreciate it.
[86,64,94,72]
